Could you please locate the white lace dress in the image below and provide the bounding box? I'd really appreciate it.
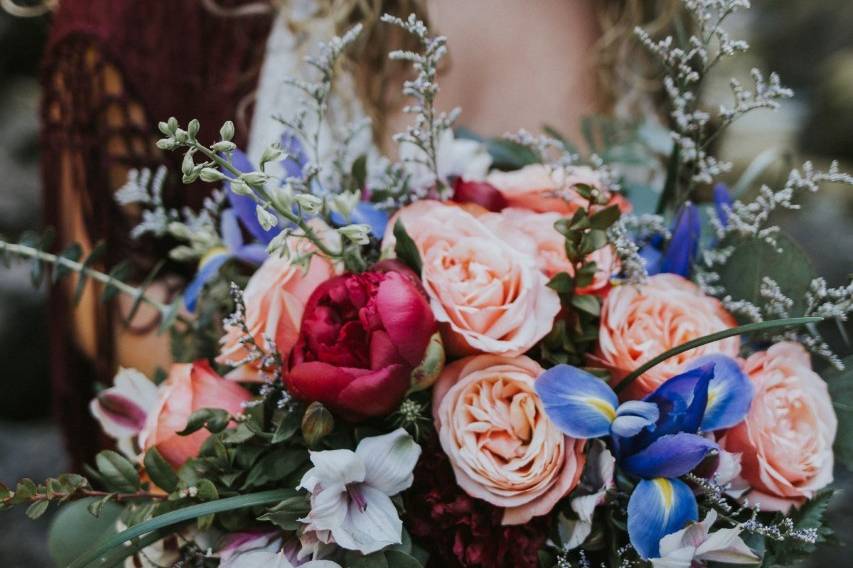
[246,9,375,175]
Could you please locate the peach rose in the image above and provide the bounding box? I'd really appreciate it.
[433,355,585,525]
[723,342,837,512]
[593,274,740,398]
[486,164,628,216]
[140,361,253,467]
[480,207,619,293]
[217,225,340,382]
[383,200,560,357]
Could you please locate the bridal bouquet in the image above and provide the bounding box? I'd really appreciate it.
[2,1,852,567]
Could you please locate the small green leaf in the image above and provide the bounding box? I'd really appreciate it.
[547,272,574,294]
[588,204,621,229]
[571,294,601,316]
[74,241,107,305]
[178,408,230,436]
[95,450,140,493]
[53,243,82,283]
[26,500,49,519]
[346,550,390,568]
[579,229,608,255]
[272,410,301,443]
[143,448,179,492]
[242,448,308,489]
[485,138,539,170]
[394,220,422,273]
[86,493,116,518]
[101,261,132,303]
[158,297,183,334]
[195,479,219,501]
[351,154,368,190]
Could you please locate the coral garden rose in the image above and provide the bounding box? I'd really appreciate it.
[433,355,586,525]
[218,222,340,382]
[486,164,627,216]
[140,361,253,467]
[480,207,619,293]
[593,273,739,398]
[285,267,437,420]
[723,342,837,512]
[384,200,560,357]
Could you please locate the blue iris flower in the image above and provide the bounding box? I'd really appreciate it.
[535,355,753,559]
[641,185,733,278]
[183,209,268,312]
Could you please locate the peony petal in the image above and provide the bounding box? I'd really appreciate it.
[622,433,718,479]
[337,364,411,420]
[683,354,753,432]
[628,478,698,559]
[356,428,421,496]
[376,272,437,367]
[535,365,619,439]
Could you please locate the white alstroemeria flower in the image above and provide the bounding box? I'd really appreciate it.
[89,367,159,459]
[559,441,616,550]
[651,510,759,568]
[402,129,492,191]
[298,428,421,555]
[225,549,340,568]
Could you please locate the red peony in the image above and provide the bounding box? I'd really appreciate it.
[285,267,437,420]
[405,438,550,568]
[452,178,508,212]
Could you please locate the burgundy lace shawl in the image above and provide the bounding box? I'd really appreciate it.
[41,0,272,468]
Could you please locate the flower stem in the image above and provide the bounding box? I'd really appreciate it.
[614,316,823,394]
[0,240,191,327]
[191,142,343,260]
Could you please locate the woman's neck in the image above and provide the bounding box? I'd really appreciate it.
[384,0,601,148]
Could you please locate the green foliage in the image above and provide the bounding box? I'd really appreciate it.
[718,233,816,318]
[95,450,140,493]
[826,356,853,470]
[538,197,620,367]
[761,490,836,567]
[485,138,540,170]
[393,219,423,273]
[144,448,179,492]
[178,408,232,436]
[48,497,123,568]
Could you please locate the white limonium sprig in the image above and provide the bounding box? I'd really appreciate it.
[608,213,671,284]
[637,0,791,195]
[382,13,458,198]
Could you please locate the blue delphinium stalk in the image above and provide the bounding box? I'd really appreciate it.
[535,355,753,559]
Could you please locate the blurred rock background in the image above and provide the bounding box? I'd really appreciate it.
[0,2,850,566]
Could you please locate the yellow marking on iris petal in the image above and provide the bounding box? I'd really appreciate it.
[200,247,229,268]
[707,385,720,410]
[654,478,674,515]
[584,397,617,421]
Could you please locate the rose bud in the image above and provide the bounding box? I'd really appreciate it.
[301,402,335,447]
[139,361,253,467]
[285,268,438,420]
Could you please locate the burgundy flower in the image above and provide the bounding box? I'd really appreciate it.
[286,268,437,420]
[405,438,549,568]
[452,178,508,212]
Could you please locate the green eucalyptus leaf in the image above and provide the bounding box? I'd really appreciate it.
[178,408,230,436]
[143,448,179,492]
[717,233,816,318]
[485,138,539,170]
[54,243,82,283]
[95,450,140,493]
[826,356,853,470]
